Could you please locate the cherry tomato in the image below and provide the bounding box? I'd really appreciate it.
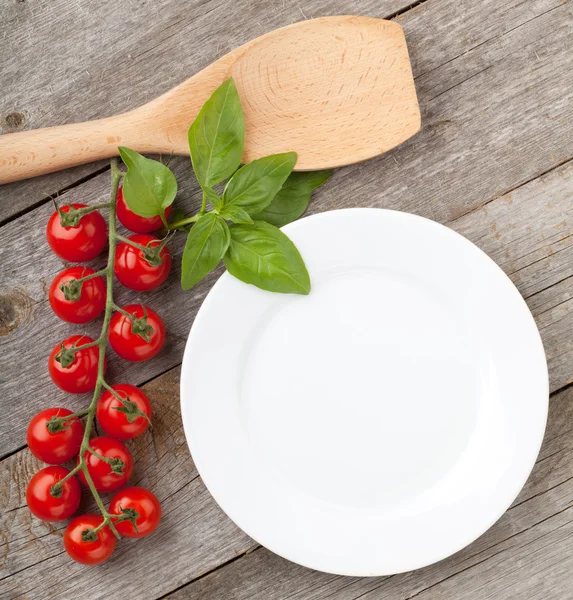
[77,436,133,492]
[26,466,81,522]
[46,203,107,262]
[109,487,161,538]
[48,335,105,394]
[117,187,172,233]
[114,234,172,292]
[96,384,151,440]
[27,407,84,463]
[64,514,116,565]
[109,305,165,362]
[49,266,106,324]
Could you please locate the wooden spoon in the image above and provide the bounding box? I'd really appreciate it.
[0,16,420,184]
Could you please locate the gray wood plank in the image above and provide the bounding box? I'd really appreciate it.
[0,367,256,600]
[4,131,573,600]
[3,0,572,226]
[2,0,573,459]
[167,385,573,600]
[0,0,414,223]
[450,159,573,392]
[2,344,573,600]
[3,0,573,597]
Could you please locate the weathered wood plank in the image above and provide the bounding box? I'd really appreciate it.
[167,385,573,600]
[2,350,573,600]
[3,0,573,597]
[3,0,573,227]
[450,159,573,392]
[2,0,573,460]
[0,163,208,459]
[4,159,573,599]
[0,0,414,222]
[0,367,256,599]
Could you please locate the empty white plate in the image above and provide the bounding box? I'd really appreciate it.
[180,208,548,576]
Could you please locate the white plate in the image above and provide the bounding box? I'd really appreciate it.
[180,208,548,576]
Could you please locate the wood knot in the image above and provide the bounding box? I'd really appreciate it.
[1,112,26,132]
[0,288,34,336]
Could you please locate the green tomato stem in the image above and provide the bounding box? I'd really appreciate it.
[85,445,114,465]
[73,268,108,284]
[70,338,100,352]
[73,158,123,541]
[101,379,127,404]
[112,303,135,320]
[53,408,90,422]
[115,233,152,252]
[166,214,199,229]
[52,462,82,488]
[75,202,111,215]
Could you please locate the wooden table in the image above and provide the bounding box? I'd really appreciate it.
[1,0,573,597]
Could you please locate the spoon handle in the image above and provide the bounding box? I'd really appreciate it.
[0,114,148,184]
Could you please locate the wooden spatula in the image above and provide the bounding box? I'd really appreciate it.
[0,16,420,184]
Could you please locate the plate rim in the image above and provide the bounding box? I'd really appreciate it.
[180,207,549,576]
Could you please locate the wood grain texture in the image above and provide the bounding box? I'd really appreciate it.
[0,0,414,219]
[0,16,420,182]
[167,383,573,599]
[4,0,573,223]
[0,368,255,599]
[3,146,573,600]
[0,165,206,459]
[3,0,573,598]
[2,0,573,458]
[2,370,572,600]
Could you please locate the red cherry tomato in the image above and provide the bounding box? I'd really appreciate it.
[27,407,84,463]
[49,266,106,324]
[109,487,162,538]
[48,335,105,394]
[96,384,152,440]
[77,436,134,492]
[116,186,172,233]
[26,466,81,522]
[114,234,172,292]
[64,514,116,565]
[109,305,165,362]
[46,203,107,262]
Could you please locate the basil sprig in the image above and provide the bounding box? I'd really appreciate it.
[120,78,332,295]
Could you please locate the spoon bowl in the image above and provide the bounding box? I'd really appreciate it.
[0,16,420,183]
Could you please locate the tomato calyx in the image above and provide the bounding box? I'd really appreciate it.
[81,527,99,543]
[141,243,164,267]
[45,414,74,434]
[59,278,83,302]
[55,343,77,368]
[55,337,96,368]
[130,315,155,342]
[109,457,126,475]
[113,397,151,424]
[113,506,141,533]
[50,483,63,498]
[86,444,126,475]
[57,206,84,228]
[55,202,104,228]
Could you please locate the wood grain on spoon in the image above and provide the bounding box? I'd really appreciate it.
[0,16,420,184]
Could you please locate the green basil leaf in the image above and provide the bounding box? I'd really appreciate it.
[224,221,310,295]
[188,78,245,188]
[218,205,254,224]
[181,213,230,290]
[118,147,177,219]
[221,152,297,216]
[204,187,223,211]
[252,170,333,227]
